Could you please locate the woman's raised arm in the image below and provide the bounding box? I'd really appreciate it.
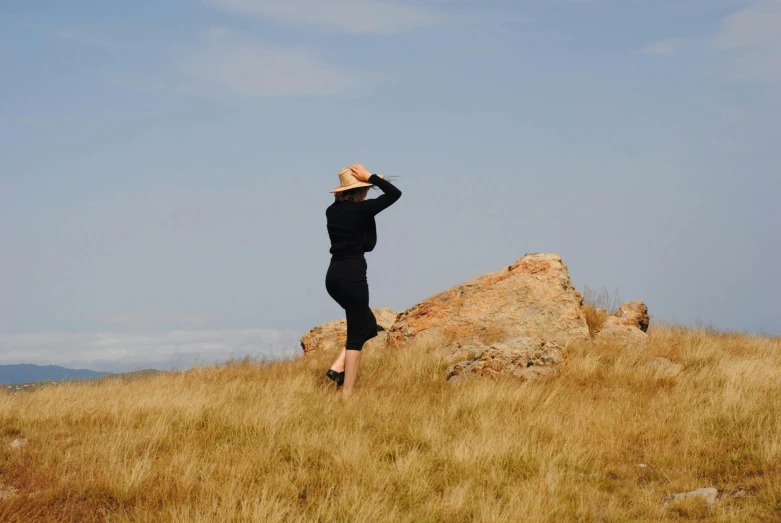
[350,165,402,216]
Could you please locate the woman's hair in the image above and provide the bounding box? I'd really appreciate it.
[335,187,370,202]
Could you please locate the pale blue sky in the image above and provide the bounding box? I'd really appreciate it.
[2,0,779,371]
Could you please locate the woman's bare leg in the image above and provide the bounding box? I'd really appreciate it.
[330,347,346,373]
[342,350,362,398]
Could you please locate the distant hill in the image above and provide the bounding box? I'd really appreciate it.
[0,364,113,384]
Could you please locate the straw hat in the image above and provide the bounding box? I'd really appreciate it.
[330,166,374,193]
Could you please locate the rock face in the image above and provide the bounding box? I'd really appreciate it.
[387,253,589,349]
[596,301,650,346]
[446,337,566,383]
[300,308,398,354]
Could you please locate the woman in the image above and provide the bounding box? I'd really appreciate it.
[324,164,402,397]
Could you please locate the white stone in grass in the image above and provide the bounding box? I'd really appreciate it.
[8,438,27,449]
[664,488,718,506]
[0,487,17,501]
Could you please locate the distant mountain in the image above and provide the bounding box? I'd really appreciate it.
[0,364,112,384]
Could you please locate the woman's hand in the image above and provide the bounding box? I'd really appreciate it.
[349,164,373,182]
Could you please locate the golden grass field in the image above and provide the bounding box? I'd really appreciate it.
[1,326,780,522]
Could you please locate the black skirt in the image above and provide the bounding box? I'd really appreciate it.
[325,256,378,351]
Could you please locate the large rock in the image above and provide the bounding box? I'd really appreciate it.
[387,253,589,349]
[446,337,566,383]
[300,308,398,354]
[596,301,650,346]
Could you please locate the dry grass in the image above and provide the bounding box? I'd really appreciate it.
[1,326,780,522]
[582,286,622,336]
[583,286,621,314]
[583,305,610,335]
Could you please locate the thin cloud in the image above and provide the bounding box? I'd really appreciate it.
[713,0,781,84]
[104,313,216,331]
[53,29,108,47]
[202,0,450,34]
[177,29,358,97]
[0,329,301,373]
[642,38,682,56]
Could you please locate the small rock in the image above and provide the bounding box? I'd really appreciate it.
[8,438,27,449]
[446,337,566,382]
[0,487,17,501]
[664,487,718,506]
[612,301,650,332]
[597,321,649,346]
[638,463,648,468]
[300,308,398,353]
[733,489,749,498]
[595,301,651,346]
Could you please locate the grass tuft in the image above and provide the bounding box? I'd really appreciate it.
[583,285,621,313]
[582,285,623,335]
[583,304,610,335]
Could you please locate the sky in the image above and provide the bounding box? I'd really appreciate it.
[1,0,779,372]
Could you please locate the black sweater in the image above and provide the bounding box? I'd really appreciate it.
[326,174,402,259]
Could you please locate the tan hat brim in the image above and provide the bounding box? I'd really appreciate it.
[330,181,373,193]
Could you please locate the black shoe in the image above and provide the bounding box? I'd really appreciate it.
[326,369,345,387]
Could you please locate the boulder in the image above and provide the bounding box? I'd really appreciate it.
[611,301,650,332]
[596,301,650,346]
[597,321,649,345]
[387,253,589,349]
[446,337,566,383]
[300,308,398,354]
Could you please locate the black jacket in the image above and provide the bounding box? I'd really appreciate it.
[326,174,402,259]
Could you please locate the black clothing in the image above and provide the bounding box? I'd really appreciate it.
[325,174,401,350]
[326,174,402,259]
[326,257,378,350]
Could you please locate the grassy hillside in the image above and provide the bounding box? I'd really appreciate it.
[1,326,779,522]
[3,369,165,392]
[0,364,112,385]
